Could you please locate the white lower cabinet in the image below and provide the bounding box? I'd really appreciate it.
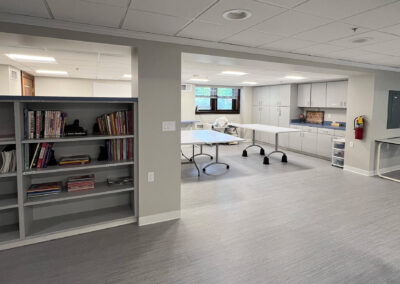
[302,131,318,154]
[289,125,302,151]
[317,134,333,158]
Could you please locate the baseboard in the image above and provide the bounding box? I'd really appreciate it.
[375,165,400,175]
[343,165,374,176]
[138,210,180,226]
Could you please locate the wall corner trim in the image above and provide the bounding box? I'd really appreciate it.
[138,210,181,226]
[343,165,374,176]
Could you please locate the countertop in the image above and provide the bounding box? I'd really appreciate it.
[290,120,346,131]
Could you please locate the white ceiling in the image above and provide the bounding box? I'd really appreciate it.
[182,53,351,86]
[0,32,131,80]
[1,0,400,69]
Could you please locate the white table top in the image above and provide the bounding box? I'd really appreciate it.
[376,137,400,145]
[181,130,244,145]
[229,123,301,134]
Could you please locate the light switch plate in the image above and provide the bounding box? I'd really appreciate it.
[162,121,176,132]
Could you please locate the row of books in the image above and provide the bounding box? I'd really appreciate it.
[27,181,62,197]
[1,145,16,173]
[97,110,133,136]
[25,143,54,170]
[106,139,133,161]
[24,109,66,139]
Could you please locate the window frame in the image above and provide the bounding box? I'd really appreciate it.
[195,86,241,115]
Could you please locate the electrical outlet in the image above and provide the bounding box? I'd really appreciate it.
[349,141,354,148]
[148,172,155,182]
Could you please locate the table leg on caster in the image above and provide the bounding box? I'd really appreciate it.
[242,129,265,157]
[203,144,230,172]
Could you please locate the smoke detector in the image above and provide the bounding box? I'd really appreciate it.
[223,9,252,21]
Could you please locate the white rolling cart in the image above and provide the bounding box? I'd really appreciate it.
[332,138,345,168]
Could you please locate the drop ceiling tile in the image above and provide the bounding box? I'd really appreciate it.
[328,31,398,48]
[260,38,315,52]
[177,20,240,41]
[254,0,308,9]
[360,38,400,56]
[131,0,217,19]
[0,0,50,18]
[343,1,400,29]
[221,29,285,47]
[253,10,332,37]
[47,0,129,27]
[124,10,190,35]
[294,22,369,43]
[295,0,395,20]
[381,23,400,37]
[294,43,346,56]
[197,0,286,28]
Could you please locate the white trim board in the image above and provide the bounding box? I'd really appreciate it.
[138,210,181,226]
[344,165,374,176]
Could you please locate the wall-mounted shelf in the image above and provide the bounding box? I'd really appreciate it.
[0,96,138,250]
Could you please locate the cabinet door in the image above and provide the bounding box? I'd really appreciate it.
[317,133,333,158]
[302,132,318,154]
[279,85,291,107]
[259,106,269,142]
[288,125,302,151]
[269,106,279,126]
[269,85,280,107]
[260,86,270,106]
[252,105,260,123]
[278,106,290,127]
[327,81,347,108]
[311,82,327,107]
[297,84,311,107]
[253,87,261,106]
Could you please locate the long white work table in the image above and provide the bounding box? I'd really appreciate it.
[376,137,400,183]
[181,130,244,176]
[229,123,301,164]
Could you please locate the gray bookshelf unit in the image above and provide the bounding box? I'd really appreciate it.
[0,96,138,250]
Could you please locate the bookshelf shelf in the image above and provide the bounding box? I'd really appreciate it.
[0,224,19,243]
[0,96,138,250]
[0,194,18,211]
[0,172,17,179]
[23,160,134,176]
[25,182,134,206]
[27,205,135,237]
[22,134,134,144]
[0,137,16,145]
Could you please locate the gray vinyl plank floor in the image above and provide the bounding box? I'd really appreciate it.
[2,143,400,283]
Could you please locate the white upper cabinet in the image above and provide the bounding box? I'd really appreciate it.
[269,85,280,107]
[278,85,291,107]
[327,81,347,108]
[252,87,262,106]
[297,84,311,107]
[311,82,327,107]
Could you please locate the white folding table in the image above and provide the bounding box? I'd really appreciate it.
[229,123,301,164]
[376,137,400,183]
[181,130,244,176]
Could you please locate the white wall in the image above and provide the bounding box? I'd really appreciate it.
[35,77,132,97]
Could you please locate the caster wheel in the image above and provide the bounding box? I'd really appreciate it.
[282,155,287,163]
[242,150,248,157]
[263,157,270,165]
[210,157,213,160]
[260,148,265,156]
[202,168,206,172]
[189,158,192,162]
[227,165,230,169]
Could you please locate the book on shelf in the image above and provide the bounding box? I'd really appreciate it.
[59,155,91,166]
[105,139,133,161]
[27,181,62,197]
[24,109,66,139]
[66,173,95,192]
[97,110,133,136]
[25,143,54,170]
[0,145,16,173]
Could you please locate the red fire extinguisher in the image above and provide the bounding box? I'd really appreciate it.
[354,116,365,140]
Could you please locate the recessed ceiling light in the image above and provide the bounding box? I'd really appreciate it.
[36,70,68,75]
[221,71,248,76]
[123,74,132,79]
[223,9,252,21]
[6,54,56,63]
[242,81,257,85]
[284,75,306,80]
[189,77,209,82]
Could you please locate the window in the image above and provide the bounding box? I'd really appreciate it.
[195,87,240,114]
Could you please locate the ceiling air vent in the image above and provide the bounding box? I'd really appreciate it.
[9,69,18,80]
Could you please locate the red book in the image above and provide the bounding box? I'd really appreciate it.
[128,110,133,135]
[36,143,48,168]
